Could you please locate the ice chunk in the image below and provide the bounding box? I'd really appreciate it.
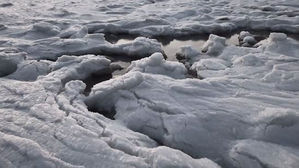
[127,52,187,79]
[202,35,226,56]
[44,54,111,84]
[116,37,164,58]
[176,46,202,62]
[258,33,299,57]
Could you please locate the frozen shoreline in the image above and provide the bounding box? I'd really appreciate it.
[1,0,299,168]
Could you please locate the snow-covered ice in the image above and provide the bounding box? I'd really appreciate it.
[86,33,299,167]
[1,0,299,168]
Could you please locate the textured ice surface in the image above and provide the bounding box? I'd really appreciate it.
[1,0,299,168]
[87,34,299,167]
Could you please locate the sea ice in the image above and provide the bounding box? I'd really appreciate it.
[1,0,299,167]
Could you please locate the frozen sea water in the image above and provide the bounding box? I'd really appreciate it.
[1,0,299,168]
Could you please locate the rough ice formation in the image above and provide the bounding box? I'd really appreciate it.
[87,33,299,167]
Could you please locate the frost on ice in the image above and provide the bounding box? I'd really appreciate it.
[1,0,299,168]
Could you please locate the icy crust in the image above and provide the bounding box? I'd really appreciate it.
[1,0,299,37]
[0,54,220,168]
[87,33,299,167]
